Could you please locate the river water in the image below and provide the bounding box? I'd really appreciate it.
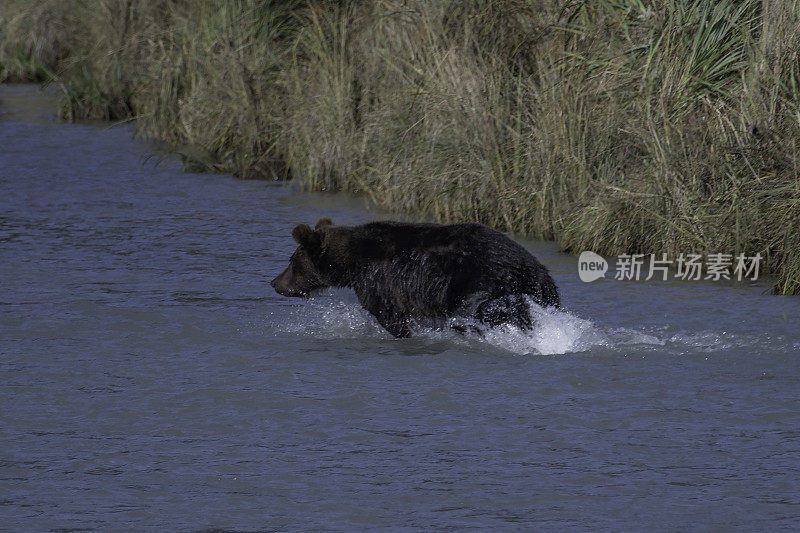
[2,85,799,531]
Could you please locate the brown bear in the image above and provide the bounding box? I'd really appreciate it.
[271,218,560,338]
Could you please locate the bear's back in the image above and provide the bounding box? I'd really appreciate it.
[353,221,559,308]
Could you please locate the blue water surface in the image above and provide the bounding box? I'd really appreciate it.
[2,85,800,531]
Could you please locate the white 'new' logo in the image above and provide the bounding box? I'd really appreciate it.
[578,251,607,282]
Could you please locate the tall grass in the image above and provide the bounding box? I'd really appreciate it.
[2,0,298,178]
[1,0,798,294]
[0,0,70,82]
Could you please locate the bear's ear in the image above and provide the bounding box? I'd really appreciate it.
[315,217,334,230]
[292,223,321,251]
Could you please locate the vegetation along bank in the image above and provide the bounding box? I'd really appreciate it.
[2,0,798,293]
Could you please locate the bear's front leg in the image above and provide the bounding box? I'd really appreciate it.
[356,290,412,338]
[373,308,412,338]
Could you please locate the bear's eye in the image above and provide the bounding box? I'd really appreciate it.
[291,249,316,272]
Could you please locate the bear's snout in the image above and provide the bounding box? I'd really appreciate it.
[271,269,304,297]
[270,272,286,294]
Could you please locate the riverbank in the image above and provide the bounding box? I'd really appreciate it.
[2,0,798,294]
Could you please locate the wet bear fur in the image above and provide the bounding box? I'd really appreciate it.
[271,218,560,338]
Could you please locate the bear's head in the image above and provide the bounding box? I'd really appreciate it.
[271,217,348,297]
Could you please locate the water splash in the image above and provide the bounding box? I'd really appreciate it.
[274,291,390,339]
[447,303,608,355]
[274,293,608,355]
[271,292,789,356]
